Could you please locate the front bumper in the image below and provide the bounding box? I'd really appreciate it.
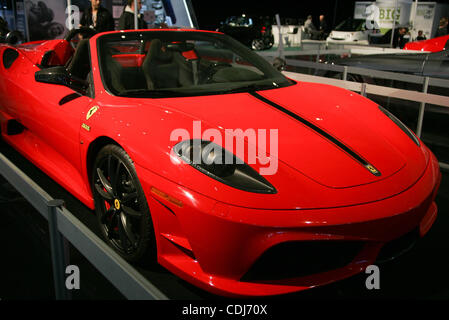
[135,152,441,297]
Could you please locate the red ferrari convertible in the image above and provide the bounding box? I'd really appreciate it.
[404,34,449,52]
[0,28,441,297]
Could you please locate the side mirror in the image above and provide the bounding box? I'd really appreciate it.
[35,66,71,86]
[5,31,23,45]
[35,66,88,92]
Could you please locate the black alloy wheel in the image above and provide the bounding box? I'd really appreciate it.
[92,144,155,262]
[251,38,265,51]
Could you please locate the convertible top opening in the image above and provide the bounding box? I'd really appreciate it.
[97,30,292,98]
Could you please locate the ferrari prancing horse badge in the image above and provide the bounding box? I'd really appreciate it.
[86,106,99,120]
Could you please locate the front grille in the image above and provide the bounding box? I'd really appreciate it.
[376,229,419,263]
[241,241,365,283]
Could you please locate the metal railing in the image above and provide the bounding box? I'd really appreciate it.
[281,59,449,141]
[257,43,424,62]
[281,70,449,172]
[0,152,168,300]
[282,58,449,89]
[258,30,449,173]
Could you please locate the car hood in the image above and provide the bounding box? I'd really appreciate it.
[335,52,429,75]
[143,83,425,189]
[94,82,429,209]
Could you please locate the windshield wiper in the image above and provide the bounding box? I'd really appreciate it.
[116,84,283,98]
[117,89,188,97]
[220,83,279,94]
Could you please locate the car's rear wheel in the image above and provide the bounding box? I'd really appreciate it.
[251,39,265,51]
[92,144,156,263]
[265,35,274,49]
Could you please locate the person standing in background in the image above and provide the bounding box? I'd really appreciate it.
[304,15,316,33]
[416,30,426,41]
[435,17,448,38]
[319,14,328,40]
[304,14,320,40]
[80,0,114,32]
[393,27,407,48]
[118,0,147,30]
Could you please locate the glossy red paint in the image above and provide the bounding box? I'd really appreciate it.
[403,34,449,52]
[16,39,74,66]
[0,30,441,297]
[112,54,145,67]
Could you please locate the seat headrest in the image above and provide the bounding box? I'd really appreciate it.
[67,39,90,79]
[148,39,173,63]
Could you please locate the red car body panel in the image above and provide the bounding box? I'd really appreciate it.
[0,29,441,297]
[404,34,449,52]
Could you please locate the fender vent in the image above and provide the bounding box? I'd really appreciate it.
[3,48,19,69]
[376,229,419,263]
[6,120,25,135]
[241,240,365,282]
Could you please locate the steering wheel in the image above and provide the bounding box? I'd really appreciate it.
[203,62,232,83]
[65,27,98,48]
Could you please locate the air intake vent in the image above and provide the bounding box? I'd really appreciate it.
[241,240,365,282]
[376,229,419,263]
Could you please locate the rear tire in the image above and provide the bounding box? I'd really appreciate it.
[251,39,265,51]
[91,144,156,263]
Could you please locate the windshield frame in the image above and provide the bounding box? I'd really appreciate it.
[96,30,293,98]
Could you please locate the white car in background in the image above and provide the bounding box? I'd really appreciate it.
[327,18,378,45]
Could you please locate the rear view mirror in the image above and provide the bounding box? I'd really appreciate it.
[166,42,195,52]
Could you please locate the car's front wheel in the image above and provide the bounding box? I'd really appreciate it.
[92,144,156,263]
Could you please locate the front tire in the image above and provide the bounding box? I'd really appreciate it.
[92,144,156,263]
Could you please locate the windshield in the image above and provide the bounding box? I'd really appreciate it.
[226,16,254,27]
[97,30,292,98]
[335,19,365,32]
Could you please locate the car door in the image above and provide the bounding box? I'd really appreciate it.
[0,47,23,121]
[10,47,94,193]
[20,81,93,174]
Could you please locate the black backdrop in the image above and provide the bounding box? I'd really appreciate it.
[190,0,356,31]
[190,0,449,31]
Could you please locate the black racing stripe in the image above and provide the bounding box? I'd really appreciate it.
[250,92,381,176]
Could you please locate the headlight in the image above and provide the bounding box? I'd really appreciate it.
[378,106,420,147]
[173,140,277,194]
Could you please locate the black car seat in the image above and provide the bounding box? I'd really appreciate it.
[103,53,126,94]
[66,39,90,80]
[142,39,179,89]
